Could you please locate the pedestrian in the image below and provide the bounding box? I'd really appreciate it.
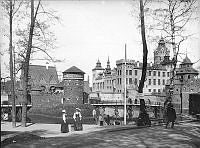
[165,103,176,128]
[73,108,83,131]
[92,108,98,124]
[61,110,69,133]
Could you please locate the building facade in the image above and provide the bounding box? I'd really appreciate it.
[91,38,173,104]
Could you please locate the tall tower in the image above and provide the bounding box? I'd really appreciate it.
[63,66,85,104]
[92,59,104,81]
[154,37,170,65]
[105,57,111,75]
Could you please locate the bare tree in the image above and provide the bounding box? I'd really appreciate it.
[2,0,60,127]
[1,0,26,127]
[150,0,198,85]
[9,0,16,127]
[138,0,148,93]
[19,0,61,127]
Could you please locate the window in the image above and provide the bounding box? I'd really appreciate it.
[135,78,137,85]
[129,78,132,84]
[153,89,156,93]
[119,78,122,84]
[148,89,151,92]
[126,70,128,75]
[148,79,151,85]
[167,72,170,77]
[188,75,190,79]
[153,71,156,76]
[163,72,165,77]
[135,70,137,76]
[153,79,156,85]
[119,70,121,75]
[158,79,160,85]
[149,71,151,76]
[158,89,161,93]
[158,71,160,77]
[163,79,165,85]
[126,78,128,84]
[129,70,132,75]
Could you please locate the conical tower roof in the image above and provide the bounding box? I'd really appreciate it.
[182,55,192,64]
[63,66,85,74]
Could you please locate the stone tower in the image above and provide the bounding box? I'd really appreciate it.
[63,66,85,104]
[176,55,199,82]
[154,37,170,65]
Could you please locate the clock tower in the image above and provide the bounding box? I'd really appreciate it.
[63,66,85,104]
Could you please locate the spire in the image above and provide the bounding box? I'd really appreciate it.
[107,56,110,64]
[107,56,110,69]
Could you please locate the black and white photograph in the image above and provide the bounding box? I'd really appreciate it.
[1,0,200,147]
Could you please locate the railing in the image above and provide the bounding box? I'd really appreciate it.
[91,100,162,107]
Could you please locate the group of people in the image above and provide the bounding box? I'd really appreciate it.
[61,101,177,133]
[61,108,83,133]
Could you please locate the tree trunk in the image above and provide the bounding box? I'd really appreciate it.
[21,0,35,127]
[138,0,148,93]
[9,0,16,128]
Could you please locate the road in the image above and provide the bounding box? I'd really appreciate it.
[3,122,200,148]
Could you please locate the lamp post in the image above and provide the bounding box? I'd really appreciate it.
[179,77,183,116]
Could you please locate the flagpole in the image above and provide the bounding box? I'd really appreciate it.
[124,44,127,125]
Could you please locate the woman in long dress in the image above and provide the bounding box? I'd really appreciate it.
[73,108,83,131]
[61,110,69,133]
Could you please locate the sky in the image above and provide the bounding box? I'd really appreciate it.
[1,0,200,83]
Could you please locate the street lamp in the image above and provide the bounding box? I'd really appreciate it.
[179,77,183,115]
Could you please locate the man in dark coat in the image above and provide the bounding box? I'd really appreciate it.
[165,103,176,128]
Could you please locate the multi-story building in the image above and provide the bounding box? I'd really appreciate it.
[115,59,171,94]
[91,38,173,103]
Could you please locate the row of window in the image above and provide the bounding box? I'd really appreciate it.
[117,78,166,86]
[117,69,170,77]
[149,71,170,77]
[148,79,165,85]
[117,70,137,76]
[93,83,112,90]
[117,78,139,85]
[148,89,162,93]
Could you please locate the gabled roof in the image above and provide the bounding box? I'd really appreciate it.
[28,65,59,88]
[63,66,85,74]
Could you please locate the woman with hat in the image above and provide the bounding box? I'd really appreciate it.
[61,109,69,133]
[73,108,83,131]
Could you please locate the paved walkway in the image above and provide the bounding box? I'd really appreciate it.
[2,121,200,148]
[1,122,106,140]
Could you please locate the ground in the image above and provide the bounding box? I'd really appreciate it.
[2,122,200,148]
